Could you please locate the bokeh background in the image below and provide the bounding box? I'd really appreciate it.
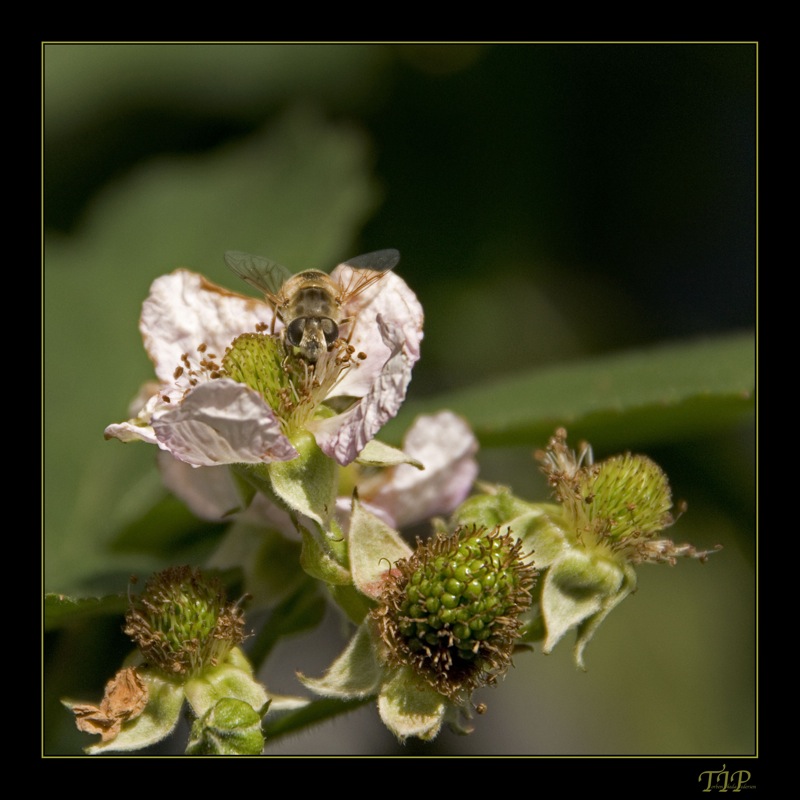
[44,43,756,756]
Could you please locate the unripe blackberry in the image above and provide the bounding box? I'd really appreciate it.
[124,566,246,679]
[373,525,536,700]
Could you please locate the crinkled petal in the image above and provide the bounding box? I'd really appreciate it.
[141,269,273,385]
[310,319,413,466]
[152,379,298,467]
[360,412,479,528]
[329,266,423,399]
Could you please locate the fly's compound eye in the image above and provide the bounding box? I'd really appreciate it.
[321,318,338,345]
[286,318,307,347]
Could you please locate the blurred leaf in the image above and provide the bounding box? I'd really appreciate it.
[44,44,389,135]
[389,332,754,450]
[45,592,128,632]
[45,564,246,631]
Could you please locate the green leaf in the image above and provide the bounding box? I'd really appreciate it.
[45,593,128,632]
[387,332,755,449]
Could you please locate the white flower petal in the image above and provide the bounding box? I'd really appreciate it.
[361,412,479,528]
[141,270,273,385]
[104,390,171,446]
[310,319,412,466]
[152,379,297,467]
[329,267,424,399]
[104,420,159,446]
[158,453,296,530]
[157,453,244,520]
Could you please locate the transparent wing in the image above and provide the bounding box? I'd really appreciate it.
[335,249,401,302]
[224,251,293,297]
[341,249,400,273]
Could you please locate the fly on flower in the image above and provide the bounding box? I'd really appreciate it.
[104,249,423,468]
[224,249,400,363]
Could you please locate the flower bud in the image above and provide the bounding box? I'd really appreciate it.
[185,698,265,755]
[536,428,708,564]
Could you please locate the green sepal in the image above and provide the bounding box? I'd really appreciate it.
[298,623,383,698]
[299,524,351,585]
[349,495,413,600]
[355,439,424,469]
[183,646,268,720]
[81,670,184,755]
[185,698,265,755]
[572,562,637,669]
[451,484,541,529]
[540,550,630,665]
[267,431,337,526]
[506,506,569,568]
[377,665,446,742]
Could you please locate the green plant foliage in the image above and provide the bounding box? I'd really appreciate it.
[388,332,754,449]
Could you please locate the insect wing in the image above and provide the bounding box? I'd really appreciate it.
[224,250,294,297]
[336,249,400,302]
[342,248,400,273]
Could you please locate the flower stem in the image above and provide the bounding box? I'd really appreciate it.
[262,697,373,743]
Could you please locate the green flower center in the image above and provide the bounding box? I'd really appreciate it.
[221,332,358,434]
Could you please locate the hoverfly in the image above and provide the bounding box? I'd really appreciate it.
[224,249,400,362]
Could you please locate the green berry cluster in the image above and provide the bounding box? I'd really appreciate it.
[374,525,536,700]
[124,566,245,680]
